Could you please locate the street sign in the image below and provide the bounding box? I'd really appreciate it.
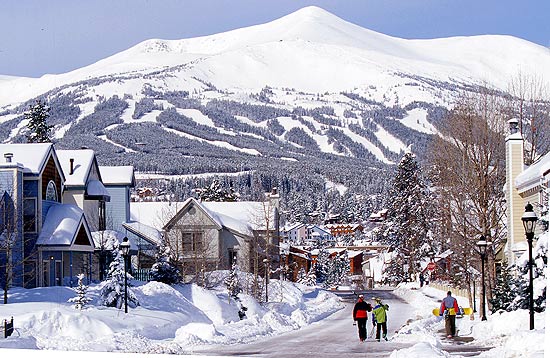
[427,262,436,271]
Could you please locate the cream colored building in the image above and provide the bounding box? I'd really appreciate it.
[504,119,549,264]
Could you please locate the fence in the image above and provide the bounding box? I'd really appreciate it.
[429,282,470,299]
[3,317,13,338]
[133,268,152,282]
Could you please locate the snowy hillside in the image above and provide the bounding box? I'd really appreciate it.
[1,6,549,107]
[0,6,548,202]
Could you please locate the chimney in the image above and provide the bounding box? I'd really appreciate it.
[69,158,74,175]
[4,153,13,163]
[508,118,519,135]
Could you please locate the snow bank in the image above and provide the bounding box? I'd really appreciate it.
[0,276,343,355]
[391,283,547,358]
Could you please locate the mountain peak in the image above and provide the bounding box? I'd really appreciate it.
[283,6,340,21]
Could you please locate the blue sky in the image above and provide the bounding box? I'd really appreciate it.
[1,0,548,78]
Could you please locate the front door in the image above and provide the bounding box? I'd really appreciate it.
[43,258,62,286]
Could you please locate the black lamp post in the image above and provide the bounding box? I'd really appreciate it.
[263,258,269,303]
[521,202,538,330]
[119,237,131,314]
[472,275,477,313]
[476,237,489,321]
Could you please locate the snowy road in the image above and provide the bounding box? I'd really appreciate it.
[190,289,414,358]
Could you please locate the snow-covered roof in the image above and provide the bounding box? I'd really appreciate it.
[347,250,363,258]
[56,149,95,186]
[86,179,111,200]
[122,221,162,245]
[37,204,91,248]
[99,166,135,186]
[130,201,187,228]
[285,222,305,231]
[515,151,550,192]
[202,201,277,232]
[309,225,331,235]
[130,199,277,237]
[0,143,54,174]
[91,230,130,250]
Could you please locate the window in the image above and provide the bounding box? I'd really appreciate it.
[182,232,203,252]
[1,191,14,233]
[45,180,58,202]
[23,198,37,233]
[98,200,106,231]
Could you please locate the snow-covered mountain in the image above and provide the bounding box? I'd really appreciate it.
[1,6,549,191]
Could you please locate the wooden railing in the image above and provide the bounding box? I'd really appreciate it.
[3,317,14,338]
[429,282,469,299]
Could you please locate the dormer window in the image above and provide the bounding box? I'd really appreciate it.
[45,180,58,202]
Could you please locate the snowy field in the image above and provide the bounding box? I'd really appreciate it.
[0,277,547,357]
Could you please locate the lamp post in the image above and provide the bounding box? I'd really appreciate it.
[263,258,269,303]
[476,237,488,321]
[521,202,538,330]
[472,275,477,313]
[119,237,131,314]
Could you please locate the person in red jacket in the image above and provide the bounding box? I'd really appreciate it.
[440,291,459,338]
[352,294,372,342]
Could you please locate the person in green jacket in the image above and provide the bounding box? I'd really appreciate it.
[372,297,389,341]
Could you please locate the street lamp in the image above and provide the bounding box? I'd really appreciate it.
[521,202,538,330]
[476,236,489,321]
[119,237,131,314]
[263,258,269,303]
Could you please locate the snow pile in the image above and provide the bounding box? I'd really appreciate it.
[0,276,342,355]
[390,283,547,358]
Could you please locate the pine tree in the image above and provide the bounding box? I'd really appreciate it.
[508,238,547,313]
[224,261,241,301]
[99,250,139,309]
[25,99,53,143]
[304,268,317,286]
[150,243,180,285]
[196,179,239,202]
[489,261,516,312]
[296,267,307,284]
[314,249,331,286]
[68,273,92,310]
[378,151,433,283]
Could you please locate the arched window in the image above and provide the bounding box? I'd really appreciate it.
[45,180,58,202]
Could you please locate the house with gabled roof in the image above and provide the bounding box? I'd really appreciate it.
[0,143,95,288]
[57,149,111,231]
[129,196,279,279]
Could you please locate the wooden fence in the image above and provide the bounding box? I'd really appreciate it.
[3,317,13,338]
[429,282,470,299]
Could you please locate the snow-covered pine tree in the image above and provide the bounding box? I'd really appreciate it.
[99,250,139,309]
[68,273,92,310]
[25,99,53,143]
[334,251,350,286]
[196,179,239,202]
[489,260,517,312]
[508,235,547,312]
[150,241,180,285]
[314,249,331,286]
[378,151,433,283]
[296,267,307,284]
[224,261,241,301]
[298,266,317,286]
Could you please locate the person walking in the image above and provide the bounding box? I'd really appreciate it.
[352,294,372,342]
[372,297,389,341]
[439,291,459,338]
